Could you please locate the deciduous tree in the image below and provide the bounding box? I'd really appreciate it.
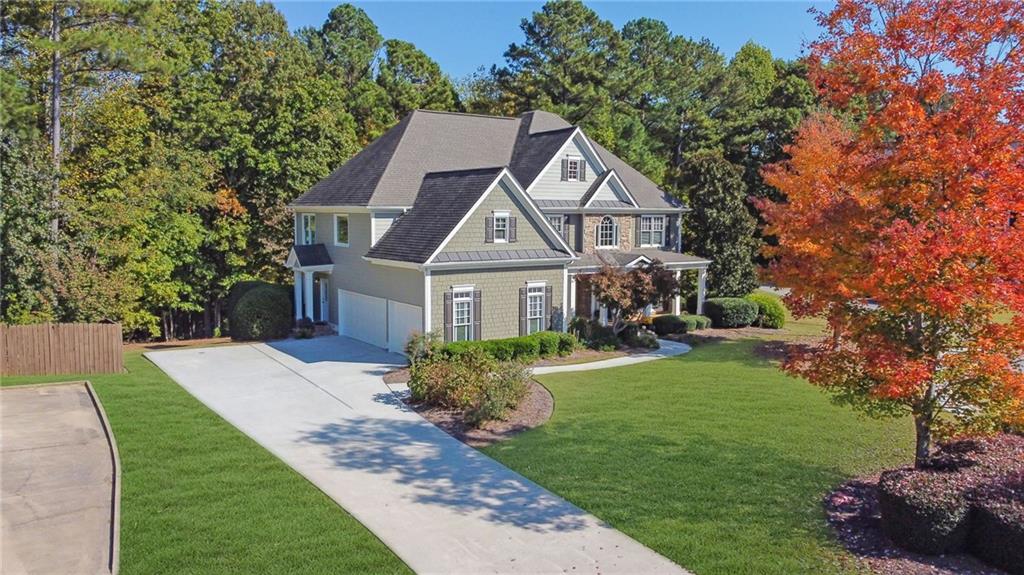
[589,260,680,335]
[760,0,1024,467]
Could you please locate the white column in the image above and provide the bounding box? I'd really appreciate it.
[303,270,314,320]
[293,270,303,320]
[423,270,432,334]
[672,269,682,315]
[697,267,707,315]
[568,274,577,321]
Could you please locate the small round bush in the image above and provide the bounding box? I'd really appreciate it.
[692,315,712,330]
[230,285,293,341]
[556,332,577,356]
[652,315,686,336]
[534,331,561,357]
[746,293,786,329]
[703,297,758,328]
[878,468,973,554]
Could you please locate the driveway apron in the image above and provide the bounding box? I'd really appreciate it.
[146,336,687,575]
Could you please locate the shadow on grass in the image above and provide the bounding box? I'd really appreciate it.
[295,414,591,533]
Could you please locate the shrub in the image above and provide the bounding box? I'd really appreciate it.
[652,315,686,336]
[295,317,315,339]
[534,331,561,357]
[569,317,619,350]
[229,285,293,341]
[226,280,290,317]
[405,331,442,366]
[409,347,529,427]
[508,335,542,361]
[691,315,712,330]
[622,324,659,349]
[878,468,973,554]
[703,297,758,328]
[746,293,787,329]
[556,332,577,356]
[968,478,1024,575]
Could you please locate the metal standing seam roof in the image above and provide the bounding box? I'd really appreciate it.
[432,249,570,264]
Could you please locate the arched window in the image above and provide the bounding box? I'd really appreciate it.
[596,216,617,248]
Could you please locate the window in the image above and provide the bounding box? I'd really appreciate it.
[334,214,349,247]
[300,214,316,245]
[596,215,617,248]
[640,215,665,247]
[453,289,473,342]
[493,212,509,243]
[547,214,563,234]
[527,284,545,334]
[566,157,581,181]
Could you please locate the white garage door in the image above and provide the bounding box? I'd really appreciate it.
[387,300,423,355]
[338,289,387,348]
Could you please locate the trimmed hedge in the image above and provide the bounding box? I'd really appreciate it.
[443,331,576,362]
[692,315,712,330]
[703,297,758,328]
[227,280,290,317]
[746,293,786,329]
[877,435,1024,564]
[652,315,686,335]
[229,285,293,341]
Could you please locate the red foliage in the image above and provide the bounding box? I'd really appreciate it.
[760,0,1024,463]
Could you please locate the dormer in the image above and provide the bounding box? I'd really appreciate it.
[523,129,607,203]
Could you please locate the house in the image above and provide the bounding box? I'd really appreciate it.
[286,110,710,353]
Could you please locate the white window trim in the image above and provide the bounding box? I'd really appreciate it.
[452,286,474,342]
[526,282,546,335]
[547,214,564,234]
[334,213,350,247]
[596,215,618,249]
[639,214,666,247]
[492,210,510,244]
[566,155,581,182]
[300,213,316,245]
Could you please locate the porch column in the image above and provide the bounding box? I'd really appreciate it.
[696,267,707,315]
[293,270,303,320]
[568,274,577,320]
[303,270,314,320]
[672,269,682,315]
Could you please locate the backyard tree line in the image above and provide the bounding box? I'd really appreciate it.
[1,0,813,339]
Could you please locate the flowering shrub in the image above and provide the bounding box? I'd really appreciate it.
[878,435,1024,560]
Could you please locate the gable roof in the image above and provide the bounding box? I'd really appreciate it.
[579,169,637,208]
[286,244,333,269]
[365,167,506,264]
[292,109,679,210]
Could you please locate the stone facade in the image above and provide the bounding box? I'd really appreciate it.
[431,266,564,340]
[581,214,634,253]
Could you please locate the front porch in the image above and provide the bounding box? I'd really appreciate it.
[286,244,334,322]
[567,249,710,322]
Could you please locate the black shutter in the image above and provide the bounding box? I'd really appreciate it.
[544,285,553,330]
[485,216,494,243]
[579,161,587,182]
[443,292,453,343]
[518,287,528,336]
[560,158,568,181]
[509,217,517,243]
[472,289,482,341]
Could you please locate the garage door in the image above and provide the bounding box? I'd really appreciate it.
[338,290,387,348]
[387,301,423,354]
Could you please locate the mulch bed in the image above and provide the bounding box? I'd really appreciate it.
[404,379,554,448]
[824,476,1007,575]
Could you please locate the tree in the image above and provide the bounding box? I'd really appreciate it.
[683,150,759,296]
[377,39,458,118]
[589,260,680,335]
[760,0,1024,468]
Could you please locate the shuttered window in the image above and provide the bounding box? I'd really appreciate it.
[453,289,473,342]
[527,285,545,334]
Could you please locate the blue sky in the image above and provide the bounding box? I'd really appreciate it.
[272,1,830,79]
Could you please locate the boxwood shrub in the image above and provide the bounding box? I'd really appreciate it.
[652,315,686,336]
[692,315,712,330]
[746,293,787,329]
[229,285,293,341]
[703,297,758,328]
[442,331,571,362]
[968,480,1024,575]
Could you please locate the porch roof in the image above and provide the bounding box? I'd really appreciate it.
[287,244,333,269]
[569,248,710,271]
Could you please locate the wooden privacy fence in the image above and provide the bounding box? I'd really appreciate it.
[1,323,123,376]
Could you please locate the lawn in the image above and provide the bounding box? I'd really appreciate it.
[2,350,409,575]
[484,337,915,575]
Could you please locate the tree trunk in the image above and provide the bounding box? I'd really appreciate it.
[913,411,932,469]
[49,4,62,242]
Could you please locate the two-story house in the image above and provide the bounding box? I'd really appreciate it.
[286,110,710,353]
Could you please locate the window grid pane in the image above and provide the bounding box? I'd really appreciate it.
[547,215,562,233]
[597,217,616,247]
[336,215,348,244]
[494,216,508,241]
[567,158,579,181]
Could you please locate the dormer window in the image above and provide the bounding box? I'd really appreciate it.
[561,155,586,182]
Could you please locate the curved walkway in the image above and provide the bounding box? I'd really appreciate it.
[147,336,689,574]
[1,382,120,575]
[532,339,691,375]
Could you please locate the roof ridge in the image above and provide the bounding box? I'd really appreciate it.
[412,109,519,121]
[422,166,507,178]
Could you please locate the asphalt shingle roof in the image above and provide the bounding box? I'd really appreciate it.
[364,167,507,264]
[292,244,333,267]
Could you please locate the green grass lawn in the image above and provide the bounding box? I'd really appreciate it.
[2,350,409,575]
[484,338,914,575]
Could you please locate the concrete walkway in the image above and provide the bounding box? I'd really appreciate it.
[146,337,687,574]
[1,382,120,575]
[532,339,691,375]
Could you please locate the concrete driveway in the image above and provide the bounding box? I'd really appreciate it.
[1,382,119,575]
[146,336,686,574]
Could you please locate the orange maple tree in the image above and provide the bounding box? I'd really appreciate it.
[759,0,1024,467]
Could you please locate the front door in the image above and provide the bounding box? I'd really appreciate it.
[319,279,329,322]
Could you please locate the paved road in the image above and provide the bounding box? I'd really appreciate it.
[147,336,687,575]
[1,383,119,575]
